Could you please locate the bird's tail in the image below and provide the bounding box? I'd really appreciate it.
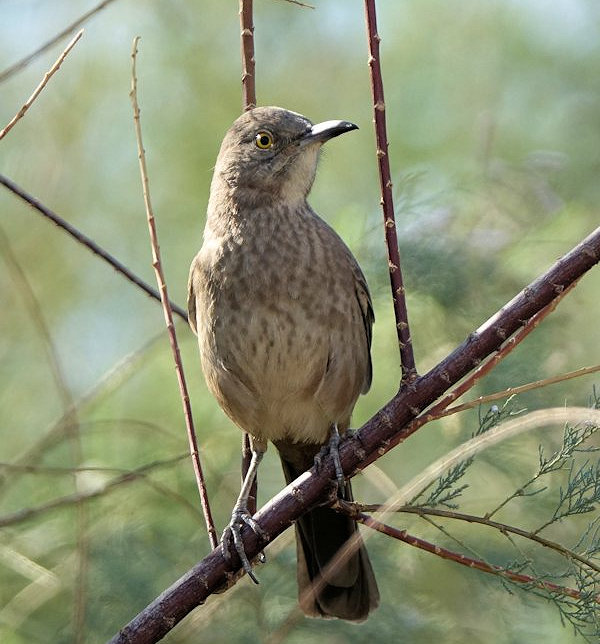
[278,451,379,622]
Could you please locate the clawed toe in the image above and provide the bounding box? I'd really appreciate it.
[313,424,345,494]
[221,506,266,584]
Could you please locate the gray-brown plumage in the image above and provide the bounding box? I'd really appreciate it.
[188,106,378,621]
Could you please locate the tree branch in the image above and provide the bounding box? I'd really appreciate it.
[342,502,600,574]
[108,227,600,643]
[406,277,579,433]
[0,173,188,322]
[444,363,600,419]
[355,513,598,603]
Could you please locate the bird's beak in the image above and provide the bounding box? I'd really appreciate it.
[299,120,358,146]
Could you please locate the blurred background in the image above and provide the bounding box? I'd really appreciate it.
[1,1,599,642]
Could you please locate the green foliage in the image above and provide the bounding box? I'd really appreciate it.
[0,1,599,643]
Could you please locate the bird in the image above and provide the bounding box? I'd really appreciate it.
[187,106,379,621]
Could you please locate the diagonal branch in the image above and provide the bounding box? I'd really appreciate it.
[355,513,598,603]
[444,363,600,419]
[398,277,580,440]
[108,227,600,643]
[0,30,83,140]
[0,0,119,83]
[0,173,188,322]
[342,502,600,574]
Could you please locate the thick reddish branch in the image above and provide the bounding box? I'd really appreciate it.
[364,0,416,383]
[109,228,600,643]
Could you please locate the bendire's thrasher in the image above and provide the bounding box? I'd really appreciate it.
[188,106,379,621]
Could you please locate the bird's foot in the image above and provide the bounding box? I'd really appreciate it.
[221,504,266,584]
[314,424,345,495]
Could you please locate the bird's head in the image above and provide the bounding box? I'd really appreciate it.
[210,106,358,206]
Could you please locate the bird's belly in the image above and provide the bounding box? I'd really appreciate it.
[199,290,353,445]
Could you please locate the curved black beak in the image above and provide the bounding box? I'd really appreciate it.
[299,120,358,146]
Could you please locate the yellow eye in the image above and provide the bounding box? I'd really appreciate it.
[255,131,274,149]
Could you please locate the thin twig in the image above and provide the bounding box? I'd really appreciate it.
[0,333,169,500]
[0,173,188,322]
[239,0,256,110]
[239,0,258,511]
[0,30,83,141]
[444,363,600,418]
[0,455,189,529]
[380,407,600,511]
[356,513,597,602]
[363,0,416,384]
[0,0,118,83]
[130,38,217,550]
[276,0,315,8]
[340,501,600,574]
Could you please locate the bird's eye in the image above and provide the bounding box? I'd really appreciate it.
[255,131,274,149]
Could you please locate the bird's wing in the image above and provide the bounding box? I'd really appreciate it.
[351,259,374,393]
[187,256,199,335]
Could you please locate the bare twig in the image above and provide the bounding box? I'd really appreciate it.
[239,0,258,511]
[355,513,598,602]
[130,37,217,550]
[239,0,256,110]
[0,30,83,141]
[0,0,118,83]
[0,455,189,529]
[444,364,600,418]
[0,173,188,321]
[380,407,600,511]
[276,0,315,8]
[340,501,600,574]
[363,0,416,384]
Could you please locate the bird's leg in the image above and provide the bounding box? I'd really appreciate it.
[221,446,266,584]
[314,423,345,495]
[329,423,345,491]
